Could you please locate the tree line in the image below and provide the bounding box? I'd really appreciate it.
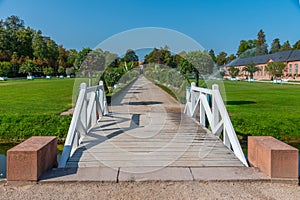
[0,15,142,82]
[208,29,300,68]
[0,15,80,77]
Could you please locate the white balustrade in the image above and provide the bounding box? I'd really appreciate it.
[184,83,248,167]
[59,81,108,168]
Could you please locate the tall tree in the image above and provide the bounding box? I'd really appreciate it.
[280,40,292,51]
[46,39,58,69]
[57,45,69,68]
[74,47,92,70]
[226,54,236,63]
[182,51,214,86]
[293,40,300,50]
[255,29,268,55]
[237,40,256,57]
[0,15,32,60]
[159,46,172,66]
[208,49,216,63]
[269,38,281,54]
[179,57,194,84]
[4,15,25,56]
[144,48,160,64]
[143,46,174,66]
[32,30,48,60]
[67,49,78,68]
[215,51,227,66]
[122,49,139,63]
[3,15,24,31]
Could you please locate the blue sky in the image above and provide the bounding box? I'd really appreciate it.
[0,0,300,56]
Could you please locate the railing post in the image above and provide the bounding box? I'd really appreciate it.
[223,128,231,148]
[186,84,191,103]
[199,98,206,126]
[212,84,219,131]
[99,81,104,115]
[80,83,87,135]
[191,82,196,115]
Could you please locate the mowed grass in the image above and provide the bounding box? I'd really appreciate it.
[0,78,74,143]
[223,81,300,149]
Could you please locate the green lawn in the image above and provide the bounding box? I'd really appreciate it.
[223,81,300,149]
[0,78,74,143]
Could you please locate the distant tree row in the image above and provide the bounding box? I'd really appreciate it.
[236,29,300,57]
[143,46,215,86]
[0,15,78,77]
[208,29,300,67]
[0,15,142,80]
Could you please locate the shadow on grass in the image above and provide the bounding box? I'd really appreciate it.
[226,100,256,105]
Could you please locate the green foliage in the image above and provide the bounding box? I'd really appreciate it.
[0,61,12,76]
[0,15,34,60]
[19,59,39,76]
[43,67,54,76]
[179,57,194,84]
[121,49,138,63]
[74,47,92,70]
[280,40,292,51]
[32,30,48,60]
[293,40,300,50]
[269,38,281,54]
[184,51,214,75]
[255,29,268,55]
[228,67,240,78]
[226,54,236,63]
[237,40,257,57]
[242,63,261,79]
[265,61,286,79]
[208,49,216,62]
[180,50,214,86]
[104,68,122,89]
[144,46,180,68]
[58,66,65,75]
[215,51,227,66]
[0,15,78,77]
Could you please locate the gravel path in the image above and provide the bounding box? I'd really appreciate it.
[1,181,299,200]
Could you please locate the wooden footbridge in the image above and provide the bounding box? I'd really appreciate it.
[59,76,248,172]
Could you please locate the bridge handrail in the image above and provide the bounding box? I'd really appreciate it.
[58,81,108,168]
[184,83,248,166]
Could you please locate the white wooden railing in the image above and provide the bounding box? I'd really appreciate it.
[184,83,248,167]
[59,81,108,168]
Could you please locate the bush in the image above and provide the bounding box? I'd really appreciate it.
[0,61,12,77]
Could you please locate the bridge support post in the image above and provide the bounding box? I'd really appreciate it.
[212,84,219,128]
[80,83,87,135]
[191,82,196,113]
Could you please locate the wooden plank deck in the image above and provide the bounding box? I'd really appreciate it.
[66,76,244,169]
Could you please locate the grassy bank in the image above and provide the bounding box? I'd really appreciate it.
[0,78,74,144]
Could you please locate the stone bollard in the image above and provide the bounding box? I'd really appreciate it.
[248,136,298,179]
[7,136,57,181]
